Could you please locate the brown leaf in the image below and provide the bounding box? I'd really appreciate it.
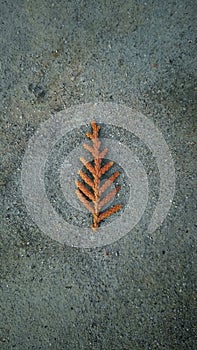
[75,121,121,230]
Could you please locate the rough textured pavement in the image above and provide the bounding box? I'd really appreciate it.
[0,0,196,349]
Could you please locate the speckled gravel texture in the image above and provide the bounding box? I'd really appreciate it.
[0,0,196,349]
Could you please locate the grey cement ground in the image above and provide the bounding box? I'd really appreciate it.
[0,0,196,349]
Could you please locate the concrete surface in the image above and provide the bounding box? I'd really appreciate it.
[0,0,196,349]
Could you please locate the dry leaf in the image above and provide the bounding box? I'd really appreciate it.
[75,121,122,230]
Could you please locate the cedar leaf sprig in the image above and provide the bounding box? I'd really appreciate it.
[75,121,122,230]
